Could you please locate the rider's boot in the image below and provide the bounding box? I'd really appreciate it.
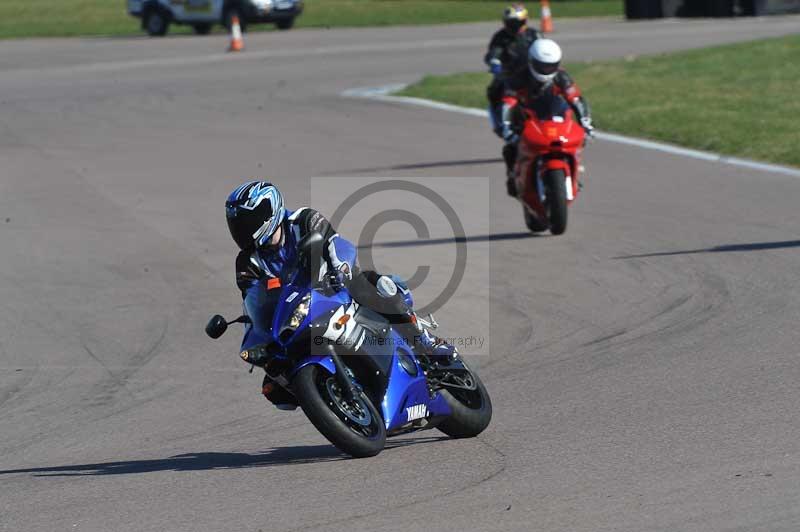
[417,328,458,364]
[488,104,504,138]
[393,312,457,364]
[502,143,518,197]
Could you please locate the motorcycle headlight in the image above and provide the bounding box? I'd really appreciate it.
[286,293,311,331]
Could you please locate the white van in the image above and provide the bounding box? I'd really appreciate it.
[127,0,304,36]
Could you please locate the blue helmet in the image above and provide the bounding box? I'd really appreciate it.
[225,181,286,250]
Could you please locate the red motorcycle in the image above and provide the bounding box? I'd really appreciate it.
[508,93,585,235]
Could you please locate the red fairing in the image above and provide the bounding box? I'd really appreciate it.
[513,99,585,223]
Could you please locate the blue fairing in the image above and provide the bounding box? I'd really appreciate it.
[291,355,337,378]
[381,330,451,431]
[240,263,451,433]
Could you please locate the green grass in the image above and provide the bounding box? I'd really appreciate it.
[298,0,621,28]
[0,0,621,39]
[399,35,800,168]
[0,0,139,38]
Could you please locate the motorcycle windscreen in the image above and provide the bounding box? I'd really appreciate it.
[241,281,281,349]
[530,92,570,121]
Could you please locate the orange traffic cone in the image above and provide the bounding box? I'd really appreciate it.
[228,15,244,52]
[540,0,554,33]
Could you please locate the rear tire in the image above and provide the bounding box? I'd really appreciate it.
[437,364,492,438]
[545,169,568,235]
[293,365,386,458]
[144,9,170,36]
[275,17,295,30]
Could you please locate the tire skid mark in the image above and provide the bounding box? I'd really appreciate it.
[0,369,36,412]
[80,316,168,408]
[486,250,731,385]
[580,265,730,362]
[478,288,535,374]
[0,358,77,424]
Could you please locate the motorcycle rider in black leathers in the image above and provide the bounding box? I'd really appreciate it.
[484,3,542,137]
[225,181,457,409]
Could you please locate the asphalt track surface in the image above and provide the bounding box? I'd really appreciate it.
[2,16,800,532]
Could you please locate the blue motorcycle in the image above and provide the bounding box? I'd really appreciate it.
[206,232,492,457]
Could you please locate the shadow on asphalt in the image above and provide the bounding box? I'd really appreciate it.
[360,231,539,249]
[0,436,448,477]
[324,157,502,175]
[614,239,800,259]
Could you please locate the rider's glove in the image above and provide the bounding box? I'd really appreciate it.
[328,269,346,291]
[489,58,502,76]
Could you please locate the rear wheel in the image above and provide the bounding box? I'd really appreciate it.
[437,362,492,438]
[293,365,386,458]
[275,17,295,30]
[545,169,568,235]
[143,9,170,36]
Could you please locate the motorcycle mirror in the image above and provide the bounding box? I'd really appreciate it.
[205,314,228,339]
[298,231,324,283]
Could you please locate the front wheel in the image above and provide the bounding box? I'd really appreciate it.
[545,168,568,235]
[437,363,492,438]
[523,206,548,233]
[293,365,386,458]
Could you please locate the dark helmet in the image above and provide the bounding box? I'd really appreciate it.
[503,3,528,34]
[225,181,286,250]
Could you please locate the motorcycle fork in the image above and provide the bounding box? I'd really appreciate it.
[535,159,546,205]
[541,156,575,201]
[324,344,359,400]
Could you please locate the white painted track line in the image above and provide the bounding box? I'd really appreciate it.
[343,84,800,179]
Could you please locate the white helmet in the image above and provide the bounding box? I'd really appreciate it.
[528,39,562,83]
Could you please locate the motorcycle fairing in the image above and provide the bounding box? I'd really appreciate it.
[240,269,452,432]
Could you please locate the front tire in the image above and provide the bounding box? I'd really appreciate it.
[523,206,548,233]
[437,364,492,438]
[293,365,386,458]
[545,169,568,235]
[143,9,170,36]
